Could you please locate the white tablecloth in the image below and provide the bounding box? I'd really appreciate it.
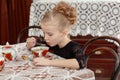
[29,0,120,38]
[0,43,95,80]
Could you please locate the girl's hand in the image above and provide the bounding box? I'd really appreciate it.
[33,57,51,66]
[26,37,36,49]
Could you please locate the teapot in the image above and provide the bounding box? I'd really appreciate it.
[1,45,17,61]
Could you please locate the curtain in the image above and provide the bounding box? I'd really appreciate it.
[0,0,32,45]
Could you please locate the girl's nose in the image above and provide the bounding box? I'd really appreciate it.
[44,34,49,41]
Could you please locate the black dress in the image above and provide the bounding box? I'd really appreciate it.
[49,41,85,69]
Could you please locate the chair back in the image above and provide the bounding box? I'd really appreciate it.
[17,26,45,45]
[113,47,120,80]
[82,36,120,80]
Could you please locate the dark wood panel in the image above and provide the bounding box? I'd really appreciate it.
[87,59,115,78]
[71,35,117,79]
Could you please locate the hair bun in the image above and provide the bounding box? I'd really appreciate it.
[54,1,77,25]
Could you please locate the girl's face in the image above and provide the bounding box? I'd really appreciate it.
[41,23,64,47]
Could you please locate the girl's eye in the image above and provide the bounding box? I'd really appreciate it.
[48,33,53,36]
[44,32,53,36]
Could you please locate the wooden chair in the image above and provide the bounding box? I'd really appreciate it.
[17,26,45,45]
[113,63,120,80]
[113,47,120,80]
[82,36,120,80]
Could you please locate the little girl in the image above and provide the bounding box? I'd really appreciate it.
[26,1,85,69]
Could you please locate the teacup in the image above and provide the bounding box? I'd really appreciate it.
[31,46,49,57]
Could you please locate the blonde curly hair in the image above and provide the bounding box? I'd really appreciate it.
[41,1,77,30]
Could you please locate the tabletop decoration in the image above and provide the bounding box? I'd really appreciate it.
[13,76,32,80]
[48,68,69,77]
[0,43,95,80]
[45,77,65,80]
[4,60,28,68]
[0,68,14,75]
[0,75,12,80]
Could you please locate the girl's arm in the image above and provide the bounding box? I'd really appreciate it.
[33,58,80,69]
[50,59,80,69]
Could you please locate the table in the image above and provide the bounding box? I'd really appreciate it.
[0,43,95,80]
[29,0,120,38]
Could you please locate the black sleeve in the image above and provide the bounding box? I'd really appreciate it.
[73,46,85,69]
